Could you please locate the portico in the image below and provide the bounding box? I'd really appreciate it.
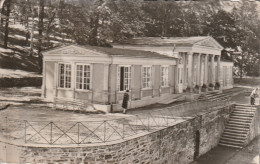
[114,36,227,93]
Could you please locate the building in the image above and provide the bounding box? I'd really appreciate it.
[114,36,234,92]
[42,36,233,112]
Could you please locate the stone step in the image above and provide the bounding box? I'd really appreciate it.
[233,107,256,111]
[222,134,246,140]
[234,106,257,110]
[227,122,250,127]
[229,118,251,123]
[223,131,248,137]
[219,140,244,146]
[230,115,254,120]
[220,137,245,143]
[224,128,248,134]
[231,110,255,116]
[232,114,254,118]
[235,104,256,107]
[225,126,249,131]
[219,143,243,149]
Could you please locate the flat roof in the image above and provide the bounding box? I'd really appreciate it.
[117,36,210,46]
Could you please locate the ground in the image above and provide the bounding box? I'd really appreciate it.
[192,136,259,164]
[0,77,259,162]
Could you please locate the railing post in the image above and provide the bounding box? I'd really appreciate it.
[147,115,150,131]
[24,120,26,143]
[50,122,53,144]
[104,121,106,142]
[78,122,80,144]
[122,119,125,139]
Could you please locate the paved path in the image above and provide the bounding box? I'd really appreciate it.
[191,136,259,164]
[192,89,259,164]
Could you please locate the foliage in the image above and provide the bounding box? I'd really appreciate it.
[0,0,260,76]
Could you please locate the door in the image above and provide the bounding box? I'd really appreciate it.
[178,66,183,93]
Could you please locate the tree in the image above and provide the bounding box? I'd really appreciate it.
[2,0,11,48]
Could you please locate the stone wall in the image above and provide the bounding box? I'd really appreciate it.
[0,106,232,164]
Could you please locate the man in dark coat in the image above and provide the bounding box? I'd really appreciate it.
[122,90,129,114]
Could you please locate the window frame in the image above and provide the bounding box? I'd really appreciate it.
[142,65,153,89]
[75,64,92,91]
[117,65,132,92]
[58,63,72,89]
[161,65,169,87]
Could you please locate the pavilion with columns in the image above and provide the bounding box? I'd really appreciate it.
[114,36,233,93]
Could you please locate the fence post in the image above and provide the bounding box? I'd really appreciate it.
[24,120,26,143]
[50,122,53,144]
[78,122,80,144]
[147,115,150,131]
[122,119,125,139]
[104,121,106,142]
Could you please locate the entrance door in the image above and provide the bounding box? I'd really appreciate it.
[117,66,131,91]
[178,66,183,93]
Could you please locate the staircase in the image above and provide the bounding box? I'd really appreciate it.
[219,104,256,149]
[198,91,230,101]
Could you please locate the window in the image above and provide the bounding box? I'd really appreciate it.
[142,66,152,89]
[117,66,131,91]
[76,64,91,90]
[161,66,169,87]
[58,63,71,88]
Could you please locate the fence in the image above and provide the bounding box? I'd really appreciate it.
[0,97,231,145]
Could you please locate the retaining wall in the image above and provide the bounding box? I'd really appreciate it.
[0,105,232,164]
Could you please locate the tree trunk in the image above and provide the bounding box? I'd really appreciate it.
[3,0,11,48]
[38,0,44,73]
[0,0,6,27]
[30,16,34,55]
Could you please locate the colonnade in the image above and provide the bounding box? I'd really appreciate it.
[180,52,221,90]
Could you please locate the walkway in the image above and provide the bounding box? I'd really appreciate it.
[191,136,259,164]
[192,87,259,164]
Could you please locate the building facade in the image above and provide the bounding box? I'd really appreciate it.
[42,36,233,112]
[114,36,234,92]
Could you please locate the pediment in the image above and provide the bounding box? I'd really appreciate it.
[194,37,223,50]
[43,45,108,57]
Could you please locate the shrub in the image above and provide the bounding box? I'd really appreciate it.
[215,82,220,88]
[209,83,214,88]
[202,84,207,89]
[195,85,200,89]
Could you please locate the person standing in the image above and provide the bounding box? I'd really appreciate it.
[122,90,129,114]
[250,87,258,105]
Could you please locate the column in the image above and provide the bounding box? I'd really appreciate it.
[183,53,187,86]
[211,54,215,84]
[217,55,221,82]
[196,53,201,86]
[187,52,193,90]
[204,54,208,85]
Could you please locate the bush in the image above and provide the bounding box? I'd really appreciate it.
[202,84,207,89]
[195,85,200,89]
[209,83,214,88]
[215,82,220,88]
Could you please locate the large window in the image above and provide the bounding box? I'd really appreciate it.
[142,66,152,89]
[58,63,71,88]
[76,64,91,90]
[117,66,131,91]
[161,66,169,87]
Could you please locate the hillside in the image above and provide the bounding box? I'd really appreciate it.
[0,18,74,77]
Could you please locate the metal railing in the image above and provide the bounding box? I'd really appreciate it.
[0,97,231,145]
